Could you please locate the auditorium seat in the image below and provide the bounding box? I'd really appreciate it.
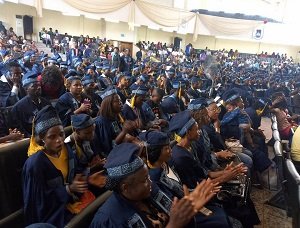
[282,159,300,228]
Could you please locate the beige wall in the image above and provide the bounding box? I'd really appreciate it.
[1,1,300,60]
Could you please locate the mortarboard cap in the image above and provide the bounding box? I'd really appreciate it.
[34,105,62,135]
[22,71,38,87]
[169,110,196,137]
[187,98,208,111]
[100,86,117,100]
[104,143,144,190]
[138,130,170,147]
[71,114,94,130]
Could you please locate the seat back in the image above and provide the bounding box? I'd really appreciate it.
[283,159,300,228]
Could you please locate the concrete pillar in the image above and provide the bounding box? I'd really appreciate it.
[79,15,84,35]
[100,18,106,38]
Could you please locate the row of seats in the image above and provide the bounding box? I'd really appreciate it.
[270,114,300,228]
[0,126,111,228]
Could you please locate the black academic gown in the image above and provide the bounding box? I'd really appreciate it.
[11,95,51,137]
[55,92,90,127]
[22,149,75,227]
[93,115,122,157]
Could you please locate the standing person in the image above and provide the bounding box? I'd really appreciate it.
[136,48,142,61]
[22,106,88,227]
[11,71,51,137]
[111,47,120,69]
[120,49,133,73]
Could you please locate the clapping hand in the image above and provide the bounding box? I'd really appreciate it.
[183,178,220,212]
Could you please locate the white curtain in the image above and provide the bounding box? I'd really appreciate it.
[62,0,131,13]
[199,14,261,36]
[135,0,195,28]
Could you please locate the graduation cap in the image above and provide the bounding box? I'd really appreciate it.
[40,54,48,62]
[64,68,78,79]
[100,87,117,100]
[188,98,208,111]
[81,74,95,86]
[139,74,149,83]
[138,130,170,147]
[22,71,38,87]
[131,84,148,96]
[169,110,196,137]
[47,58,58,65]
[104,143,144,190]
[71,114,94,130]
[34,105,62,135]
[222,89,241,103]
[85,65,96,71]
[0,50,10,57]
[191,76,201,84]
[60,61,68,69]
[74,60,83,68]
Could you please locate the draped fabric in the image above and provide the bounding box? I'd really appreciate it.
[135,1,195,28]
[199,14,261,36]
[62,0,131,14]
[26,0,265,41]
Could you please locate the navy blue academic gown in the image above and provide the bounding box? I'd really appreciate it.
[90,192,166,228]
[149,167,231,228]
[169,145,208,190]
[22,149,75,227]
[11,95,51,137]
[93,115,122,157]
[55,92,90,127]
[161,94,185,118]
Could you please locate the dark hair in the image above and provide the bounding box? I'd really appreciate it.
[147,145,163,164]
[8,62,21,71]
[191,109,207,127]
[99,93,117,120]
[41,66,64,87]
[152,88,165,98]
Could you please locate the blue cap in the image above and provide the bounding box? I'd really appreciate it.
[85,65,96,71]
[172,79,186,89]
[74,60,83,68]
[71,114,94,130]
[34,105,62,135]
[191,76,201,84]
[47,58,58,64]
[139,130,170,146]
[22,71,38,87]
[104,143,144,190]
[81,74,95,86]
[131,84,148,96]
[100,87,117,99]
[139,74,149,83]
[222,89,241,103]
[169,110,196,137]
[60,61,68,69]
[187,98,208,111]
[40,54,48,62]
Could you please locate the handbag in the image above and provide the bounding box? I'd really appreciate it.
[225,139,243,153]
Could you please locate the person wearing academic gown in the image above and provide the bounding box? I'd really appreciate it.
[168,111,261,227]
[90,143,217,228]
[11,71,51,137]
[81,75,102,118]
[115,74,131,104]
[93,87,137,157]
[139,130,231,228]
[0,61,26,107]
[22,106,88,227]
[187,76,202,100]
[55,76,92,127]
[161,79,186,119]
[121,84,152,131]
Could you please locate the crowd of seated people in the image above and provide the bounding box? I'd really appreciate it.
[1,21,300,227]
